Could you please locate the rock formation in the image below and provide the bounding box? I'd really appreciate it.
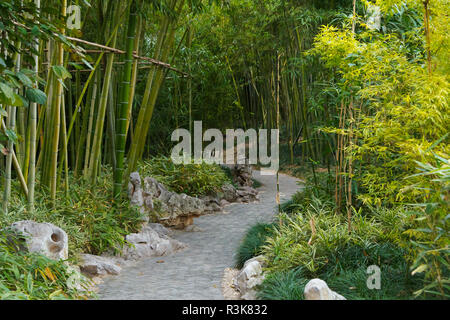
[234,255,266,300]
[128,171,259,229]
[9,220,69,260]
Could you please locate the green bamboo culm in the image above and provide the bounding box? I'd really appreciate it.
[40,0,66,202]
[27,0,40,212]
[114,0,138,199]
[2,106,16,214]
[126,0,185,175]
[87,0,121,183]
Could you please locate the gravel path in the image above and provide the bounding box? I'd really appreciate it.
[98,170,302,300]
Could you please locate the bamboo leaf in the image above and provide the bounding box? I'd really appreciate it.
[52,65,72,80]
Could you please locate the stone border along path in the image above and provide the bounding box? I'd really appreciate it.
[98,170,302,300]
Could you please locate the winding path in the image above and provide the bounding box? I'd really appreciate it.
[98,170,302,300]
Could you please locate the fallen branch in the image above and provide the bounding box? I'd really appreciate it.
[66,36,189,77]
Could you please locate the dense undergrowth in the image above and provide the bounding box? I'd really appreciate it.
[237,156,449,300]
[0,157,231,299]
[0,229,91,300]
[0,168,144,258]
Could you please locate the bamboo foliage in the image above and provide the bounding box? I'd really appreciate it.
[87,1,121,183]
[126,0,186,175]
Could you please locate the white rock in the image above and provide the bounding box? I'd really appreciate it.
[235,255,266,300]
[304,279,346,300]
[10,220,68,260]
[122,225,186,260]
[80,254,121,277]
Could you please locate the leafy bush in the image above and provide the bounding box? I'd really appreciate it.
[235,223,275,269]
[257,170,446,299]
[405,154,450,299]
[139,156,231,197]
[312,21,450,207]
[0,229,91,300]
[283,171,334,214]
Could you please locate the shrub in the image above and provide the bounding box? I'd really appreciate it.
[235,223,275,268]
[326,265,423,300]
[139,156,231,197]
[404,154,450,299]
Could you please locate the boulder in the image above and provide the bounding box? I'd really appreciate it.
[304,279,346,300]
[80,254,121,277]
[141,174,206,229]
[235,255,266,300]
[128,171,259,229]
[232,164,253,187]
[121,224,186,260]
[128,172,144,207]
[9,220,68,260]
[221,183,239,202]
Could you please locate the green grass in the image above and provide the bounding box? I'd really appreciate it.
[235,222,275,269]
[257,268,308,300]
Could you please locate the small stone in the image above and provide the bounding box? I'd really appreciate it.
[185,225,203,232]
[235,256,266,300]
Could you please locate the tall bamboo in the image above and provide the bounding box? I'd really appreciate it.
[48,0,66,201]
[114,0,137,198]
[126,0,185,174]
[27,0,40,211]
[87,1,121,183]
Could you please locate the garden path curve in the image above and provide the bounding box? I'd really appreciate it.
[98,170,302,300]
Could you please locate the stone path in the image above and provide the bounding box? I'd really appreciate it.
[98,170,302,300]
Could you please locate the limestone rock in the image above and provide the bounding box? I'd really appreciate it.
[128,170,259,229]
[80,254,121,277]
[232,164,253,187]
[148,223,173,237]
[121,225,186,260]
[141,174,206,229]
[221,183,239,202]
[304,278,346,300]
[235,255,266,300]
[10,220,68,260]
[128,172,144,207]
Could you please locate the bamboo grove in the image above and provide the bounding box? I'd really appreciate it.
[1,0,449,220]
[0,0,195,212]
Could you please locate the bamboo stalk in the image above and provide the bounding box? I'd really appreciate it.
[27,0,40,212]
[114,0,137,198]
[87,1,121,183]
[48,0,67,201]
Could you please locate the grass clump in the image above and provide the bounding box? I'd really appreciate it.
[139,156,231,197]
[235,222,275,269]
[257,268,308,300]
